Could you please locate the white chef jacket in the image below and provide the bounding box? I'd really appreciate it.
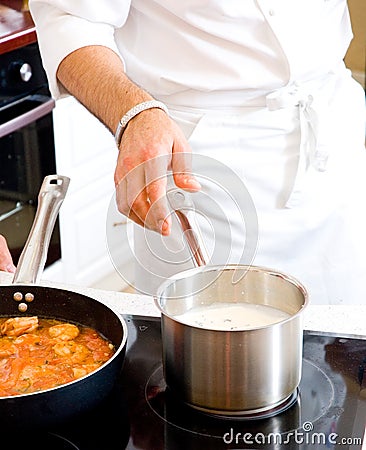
[30,0,366,305]
[30,0,352,103]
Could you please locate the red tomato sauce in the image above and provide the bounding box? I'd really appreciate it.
[0,316,115,397]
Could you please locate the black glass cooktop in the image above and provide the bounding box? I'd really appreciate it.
[7,315,366,450]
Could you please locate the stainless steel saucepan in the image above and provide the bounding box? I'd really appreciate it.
[154,188,308,416]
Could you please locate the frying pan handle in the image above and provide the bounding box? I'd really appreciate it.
[166,188,209,267]
[13,175,70,285]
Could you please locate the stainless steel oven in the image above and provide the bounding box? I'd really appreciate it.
[0,42,60,267]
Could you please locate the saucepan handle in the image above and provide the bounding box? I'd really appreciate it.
[166,188,209,267]
[13,175,70,285]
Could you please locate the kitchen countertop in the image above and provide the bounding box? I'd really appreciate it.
[0,1,36,54]
[0,270,365,338]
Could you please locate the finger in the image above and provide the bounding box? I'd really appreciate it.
[115,174,127,212]
[5,264,16,273]
[171,149,201,192]
[145,156,172,235]
[126,210,145,228]
[146,179,171,235]
[116,159,170,233]
[0,262,16,273]
[0,235,16,273]
[116,159,148,225]
[126,162,151,224]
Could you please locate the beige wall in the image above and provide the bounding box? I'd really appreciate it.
[345,0,366,85]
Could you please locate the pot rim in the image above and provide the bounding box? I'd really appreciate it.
[154,264,309,332]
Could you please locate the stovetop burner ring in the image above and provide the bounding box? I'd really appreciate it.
[194,388,299,420]
[145,359,336,439]
[49,433,81,450]
[9,432,81,450]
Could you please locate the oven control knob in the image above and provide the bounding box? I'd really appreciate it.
[10,62,33,83]
[19,63,32,82]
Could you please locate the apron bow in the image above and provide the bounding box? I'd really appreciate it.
[266,79,334,207]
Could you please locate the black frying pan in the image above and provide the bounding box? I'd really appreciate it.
[0,175,127,428]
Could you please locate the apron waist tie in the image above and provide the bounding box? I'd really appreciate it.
[266,78,334,208]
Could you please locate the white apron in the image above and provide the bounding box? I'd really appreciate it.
[134,67,366,305]
[29,0,365,304]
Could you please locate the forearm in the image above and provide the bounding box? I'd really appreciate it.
[56,45,154,136]
[57,44,199,236]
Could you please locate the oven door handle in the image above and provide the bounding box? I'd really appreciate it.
[0,95,55,138]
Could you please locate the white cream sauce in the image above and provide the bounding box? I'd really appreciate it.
[174,302,290,330]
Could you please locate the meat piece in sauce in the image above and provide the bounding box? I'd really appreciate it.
[0,316,38,337]
[48,323,80,341]
[53,341,89,364]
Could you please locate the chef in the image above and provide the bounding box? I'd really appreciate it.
[29,1,366,304]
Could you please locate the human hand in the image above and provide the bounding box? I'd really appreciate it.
[0,235,16,273]
[114,107,201,235]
